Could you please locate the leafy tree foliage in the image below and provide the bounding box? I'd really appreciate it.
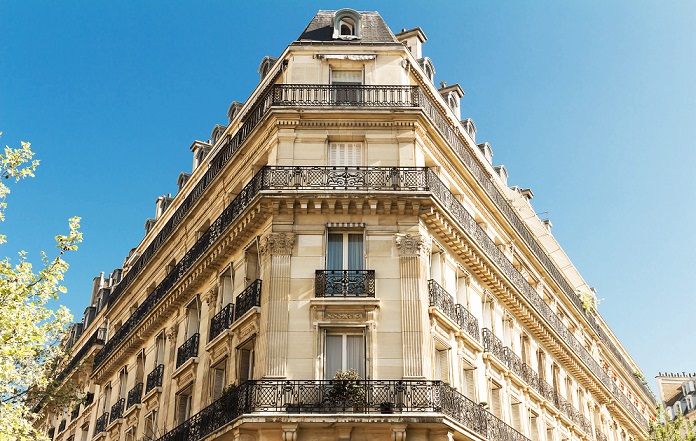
[0,134,82,441]
[649,405,696,441]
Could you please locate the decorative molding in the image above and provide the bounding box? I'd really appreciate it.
[260,232,295,256]
[325,312,364,321]
[202,286,218,307]
[395,233,430,256]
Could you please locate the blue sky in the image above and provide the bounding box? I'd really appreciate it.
[2,1,695,394]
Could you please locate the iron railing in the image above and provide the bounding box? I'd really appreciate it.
[209,303,234,342]
[315,270,376,297]
[127,382,143,408]
[482,328,507,364]
[146,364,164,393]
[156,380,530,441]
[427,279,480,341]
[110,398,125,421]
[272,84,419,107]
[176,333,200,369]
[262,166,429,191]
[95,412,109,434]
[235,280,262,320]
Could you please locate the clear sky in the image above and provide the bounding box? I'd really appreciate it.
[2,1,695,395]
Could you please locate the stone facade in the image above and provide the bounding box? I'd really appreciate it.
[42,9,655,441]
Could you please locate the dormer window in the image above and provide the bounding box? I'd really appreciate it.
[333,9,361,40]
[417,57,436,84]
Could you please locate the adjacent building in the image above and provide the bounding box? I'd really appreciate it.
[656,373,696,422]
[42,9,656,441]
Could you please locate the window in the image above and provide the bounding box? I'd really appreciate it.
[520,334,531,366]
[328,143,363,167]
[434,347,450,383]
[118,367,128,400]
[339,18,355,36]
[489,381,502,418]
[211,360,227,401]
[79,424,89,441]
[530,411,540,440]
[238,338,255,384]
[462,364,477,401]
[143,410,157,441]
[155,331,165,366]
[332,9,361,40]
[327,231,364,272]
[176,387,193,425]
[244,239,260,287]
[185,297,200,339]
[511,397,523,432]
[219,266,234,310]
[101,384,112,414]
[537,349,546,381]
[546,425,555,441]
[124,426,136,441]
[331,70,362,103]
[325,331,365,379]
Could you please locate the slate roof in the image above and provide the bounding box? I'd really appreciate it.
[297,10,399,44]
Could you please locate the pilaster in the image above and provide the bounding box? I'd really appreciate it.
[259,232,295,378]
[395,233,430,378]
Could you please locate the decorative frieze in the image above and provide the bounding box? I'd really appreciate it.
[260,232,295,256]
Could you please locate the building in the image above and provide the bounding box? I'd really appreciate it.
[42,8,656,441]
[656,373,696,422]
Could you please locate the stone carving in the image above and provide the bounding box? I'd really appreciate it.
[202,286,218,307]
[395,233,430,256]
[325,312,363,320]
[260,232,295,256]
[166,325,178,342]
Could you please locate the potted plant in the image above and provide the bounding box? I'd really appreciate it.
[329,369,365,411]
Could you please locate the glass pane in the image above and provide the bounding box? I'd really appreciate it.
[346,334,365,378]
[326,335,343,379]
[327,234,343,270]
[347,234,363,271]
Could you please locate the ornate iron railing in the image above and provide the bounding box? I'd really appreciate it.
[95,412,109,434]
[482,328,507,364]
[209,302,234,342]
[504,347,525,379]
[315,270,376,297]
[156,380,530,441]
[176,333,200,369]
[427,279,480,341]
[235,280,262,320]
[110,398,125,421]
[262,166,429,191]
[272,84,419,107]
[146,364,164,393]
[127,382,143,408]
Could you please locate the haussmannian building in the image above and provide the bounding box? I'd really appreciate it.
[655,373,696,422]
[42,9,656,441]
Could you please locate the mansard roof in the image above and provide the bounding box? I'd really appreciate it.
[297,10,399,44]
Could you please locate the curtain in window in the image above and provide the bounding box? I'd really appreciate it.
[326,334,343,379]
[346,334,365,378]
[327,234,343,271]
[347,234,363,271]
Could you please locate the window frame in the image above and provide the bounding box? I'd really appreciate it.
[323,327,366,380]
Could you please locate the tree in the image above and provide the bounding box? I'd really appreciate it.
[0,133,82,441]
[648,405,696,441]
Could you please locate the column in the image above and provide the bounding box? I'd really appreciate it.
[395,233,430,378]
[259,232,294,378]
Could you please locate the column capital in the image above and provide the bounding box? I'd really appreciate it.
[260,232,295,256]
[395,233,430,256]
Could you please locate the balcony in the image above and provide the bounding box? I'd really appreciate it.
[235,279,262,320]
[156,380,528,441]
[272,84,418,107]
[315,270,375,297]
[428,280,479,341]
[176,333,200,369]
[94,412,109,434]
[110,398,125,421]
[127,382,143,408]
[146,364,164,393]
[209,302,234,342]
[482,328,507,363]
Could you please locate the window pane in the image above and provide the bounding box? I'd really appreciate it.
[346,334,364,378]
[327,234,343,270]
[347,234,363,271]
[326,335,343,379]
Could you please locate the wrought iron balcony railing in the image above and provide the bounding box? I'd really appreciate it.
[146,364,164,393]
[315,270,376,297]
[95,412,109,434]
[427,280,479,341]
[209,302,234,342]
[235,279,262,320]
[155,380,529,441]
[272,84,418,107]
[110,398,125,421]
[127,382,143,408]
[176,333,200,369]
[482,328,507,364]
[92,162,647,427]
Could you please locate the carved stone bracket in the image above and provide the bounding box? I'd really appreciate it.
[260,232,295,256]
[202,286,218,308]
[395,233,430,256]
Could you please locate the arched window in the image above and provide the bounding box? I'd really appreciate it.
[333,9,361,40]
